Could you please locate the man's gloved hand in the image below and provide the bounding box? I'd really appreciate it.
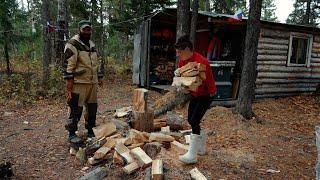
[174,68,181,77]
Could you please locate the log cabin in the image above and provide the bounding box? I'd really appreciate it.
[133,8,320,101]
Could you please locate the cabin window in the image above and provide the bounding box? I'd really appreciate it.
[287,33,313,66]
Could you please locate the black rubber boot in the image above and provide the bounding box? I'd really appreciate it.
[85,103,97,138]
[65,93,83,144]
[69,131,83,144]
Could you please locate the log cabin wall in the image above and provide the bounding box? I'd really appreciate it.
[255,27,320,99]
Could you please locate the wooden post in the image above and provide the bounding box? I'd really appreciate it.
[133,88,148,112]
[132,88,154,132]
[132,110,154,132]
[152,159,163,180]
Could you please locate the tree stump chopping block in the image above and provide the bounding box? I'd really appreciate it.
[132,110,154,133]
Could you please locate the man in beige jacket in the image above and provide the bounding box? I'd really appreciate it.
[63,20,103,144]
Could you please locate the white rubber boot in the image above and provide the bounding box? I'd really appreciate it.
[198,129,207,155]
[179,133,201,164]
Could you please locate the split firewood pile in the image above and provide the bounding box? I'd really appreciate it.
[172,62,206,91]
[71,88,208,180]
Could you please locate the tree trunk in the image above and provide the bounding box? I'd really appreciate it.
[190,0,199,45]
[205,0,210,11]
[42,0,51,89]
[57,0,67,68]
[4,33,10,76]
[99,0,105,74]
[304,0,311,25]
[235,0,262,119]
[176,0,190,41]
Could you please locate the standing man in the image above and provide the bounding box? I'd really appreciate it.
[63,20,103,144]
[174,35,216,164]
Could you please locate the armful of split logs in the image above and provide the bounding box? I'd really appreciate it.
[171,62,206,92]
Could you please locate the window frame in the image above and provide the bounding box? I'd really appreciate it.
[287,32,313,67]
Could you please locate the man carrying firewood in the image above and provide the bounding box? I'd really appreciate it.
[174,35,217,164]
[63,20,103,144]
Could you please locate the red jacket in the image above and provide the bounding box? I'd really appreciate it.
[178,52,217,97]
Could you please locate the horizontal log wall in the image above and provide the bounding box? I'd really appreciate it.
[255,28,320,99]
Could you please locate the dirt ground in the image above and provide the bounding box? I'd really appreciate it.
[0,76,319,179]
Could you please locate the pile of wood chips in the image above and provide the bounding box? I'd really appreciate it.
[172,62,206,91]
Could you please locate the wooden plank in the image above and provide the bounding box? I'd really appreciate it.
[313,42,320,49]
[132,110,154,133]
[92,122,117,139]
[256,65,320,73]
[310,63,320,67]
[189,168,207,180]
[170,141,189,154]
[258,37,288,45]
[258,49,288,55]
[255,92,312,99]
[123,162,140,174]
[133,88,148,112]
[256,83,318,89]
[257,61,287,65]
[311,57,320,63]
[149,133,175,142]
[313,49,320,54]
[93,147,111,160]
[256,78,320,84]
[257,55,287,61]
[131,147,153,168]
[260,28,290,39]
[133,33,141,85]
[255,87,316,94]
[312,53,320,58]
[152,159,163,180]
[115,143,134,164]
[258,43,288,50]
[257,72,320,79]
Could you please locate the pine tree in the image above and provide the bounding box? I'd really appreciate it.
[0,0,18,75]
[287,0,320,26]
[261,0,278,22]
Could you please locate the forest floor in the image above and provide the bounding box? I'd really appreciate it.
[0,75,319,179]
